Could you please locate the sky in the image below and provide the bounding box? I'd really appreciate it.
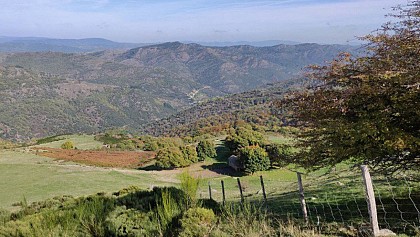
[0,0,409,44]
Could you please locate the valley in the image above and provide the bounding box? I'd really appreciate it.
[0,42,356,140]
[0,6,419,234]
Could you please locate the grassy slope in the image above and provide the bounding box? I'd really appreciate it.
[0,135,173,210]
[2,134,418,235]
[32,134,104,150]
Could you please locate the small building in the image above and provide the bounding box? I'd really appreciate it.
[228,155,243,171]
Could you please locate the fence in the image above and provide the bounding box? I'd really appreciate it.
[199,165,420,236]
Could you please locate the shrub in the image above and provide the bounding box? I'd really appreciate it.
[196,140,217,161]
[179,172,200,208]
[144,140,159,151]
[156,189,183,236]
[179,208,216,237]
[74,196,116,236]
[155,147,191,169]
[106,206,159,236]
[60,140,74,149]
[239,146,270,174]
[180,145,198,164]
[0,208,10,226]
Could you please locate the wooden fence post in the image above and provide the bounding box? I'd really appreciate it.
[237,178,244,203]
[297,172,309,223]
[260,175,267,203]
[208,181,212,200]
[360,165,380,236]
[221,180,226,206]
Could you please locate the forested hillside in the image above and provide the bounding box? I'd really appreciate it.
[139,78,305,137]
[0,42,357,140]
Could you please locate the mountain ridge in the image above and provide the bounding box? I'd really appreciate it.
[0,42,360,140]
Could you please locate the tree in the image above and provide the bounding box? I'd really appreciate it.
[155,147,191,169]
[180,145,198,164]
[280,1,420,173]
[196,140,217,161]
[239,145,270,174]
[225,126,266,152]
[61,140,74,149]
[266,144,294,167]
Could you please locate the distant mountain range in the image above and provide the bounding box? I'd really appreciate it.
[0,36,352,53]
[0,37,150,53]
[0,42,359,140]
[183,40,302,47]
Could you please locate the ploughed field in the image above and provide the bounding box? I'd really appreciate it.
[33,147,155,168]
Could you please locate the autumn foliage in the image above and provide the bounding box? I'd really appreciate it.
[281,1,420,173]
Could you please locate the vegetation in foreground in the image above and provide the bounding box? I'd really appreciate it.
[0,174,349,237]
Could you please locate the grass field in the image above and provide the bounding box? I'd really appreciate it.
[0,149,174,211]
[32,134,104,150]
[1,134,419,235]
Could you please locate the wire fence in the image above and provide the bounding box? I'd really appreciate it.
[199,166,420,235]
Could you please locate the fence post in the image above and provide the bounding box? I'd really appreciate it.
[260,175,267,203]
[360,165,380,236]
[208,181,212,200]
[221,180,226,206]
[297,172,309,223]
[237,178,244,203]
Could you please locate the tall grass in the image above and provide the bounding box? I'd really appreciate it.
[155,189,183,236]
[216,202,276,236]
[179,172,200,208]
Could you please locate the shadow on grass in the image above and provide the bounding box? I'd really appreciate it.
[214,142,232,163]
[260,188,419,235]
[201,163,246,177]
[137,164,165,171]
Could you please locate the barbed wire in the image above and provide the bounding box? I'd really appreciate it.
[199,166,419,235]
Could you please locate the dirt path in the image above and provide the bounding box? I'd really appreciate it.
[46,155,230,184]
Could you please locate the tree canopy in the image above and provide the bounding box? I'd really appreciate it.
[238,145,270,174]
[281,1,420,173]
[225,126,266,153]
[196,140,217,161]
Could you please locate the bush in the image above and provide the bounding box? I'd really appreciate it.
[156,188,184,236]
[239,146,270,174]
[179,208,216,237]
[155,147,191,169]
[106,206,159,236]
[179,172,200,208]
[60,140,74,149]
[0,208,10,226]
[196,140,217,161]
[181,146,198,164]
[74,196,116,236]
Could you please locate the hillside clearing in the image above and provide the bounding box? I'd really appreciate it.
[34,147,155,168]
[0,150,174,211]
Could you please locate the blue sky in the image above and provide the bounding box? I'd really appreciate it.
[0,0,408,44]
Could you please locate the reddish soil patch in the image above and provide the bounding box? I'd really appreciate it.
[34,148,156,168]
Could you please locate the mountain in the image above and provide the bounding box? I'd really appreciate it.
[0,42,359,140]
[0,37,150,53]
[183,40,302,47]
